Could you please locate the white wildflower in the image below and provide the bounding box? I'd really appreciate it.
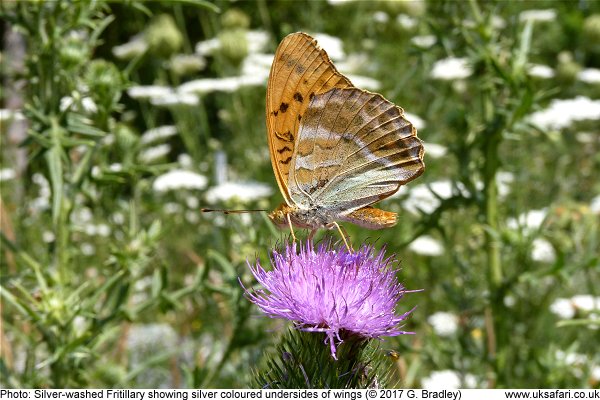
[519,9,557,23]
[422,142,446,159]
[571,295,600,312]
[431,57,473,80]
[0,168,16,181]
[186,196,199,209]
[242,53,273,81]
[127,86,174,100]
[109,163,122,172]
[428,312,459,336]
[102,133,115,146]
[178,75,265,94]
[42,231,55,243]
[496,172,514,198]
[59,95,97,114]
[138,144,171,163]
[205,181,272,204]
[411,35,436,49]
[195,30,269,56]
[153,170,208,192]
[531,238,556,263]
[591,365,600,381]
[246,31,270,54]
[111,212,125,225]
[313,33,345,61]
[491,15,506,30]
[405,112,426,130]
[399,180,464,214]
[151,92,199,107]
[81,97,98,113]
[507,208,547,232]
[141,125,178,145]
[409,235,444,256]
[578,68,600,84]
[95,224,110,237]
[81,243,95,256]
[528,97,600,130]
[185,210,200,224]
[164,202,183,214]
[169,54,206,74]
[112,35,148,59]
[555,350,587,366]
[195,37,220,56]
[373,11,389,24]
[504,295,516,308]
[178,153,194,169]
[304,33,346,61]
[344,75,381,90]
[422,370,461,390]
[550,298,576,319]
[71,207,93,224]
[0,109,25,122]
[463,374,479,389]
[397,14,417,30]
[327,0,354,5]
[591,195,600,214]
[528,64,555,79]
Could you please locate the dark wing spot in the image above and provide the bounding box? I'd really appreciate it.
[272,110,279,116]
[303,79,308,84]
[285,130,294,142]
[309,92,315,101]
[275,130,295,142]
[293,92,304,103]
[280,156,292,165]
[298,114,302,121]
[277,146,292,154]
[385,106,399,118]
[295,65,306,74]
[280,102,289,113]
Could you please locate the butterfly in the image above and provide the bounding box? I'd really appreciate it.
[266,32,425,245]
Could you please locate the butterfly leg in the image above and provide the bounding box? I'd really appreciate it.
[333,221,353,252]
[286,213,297,242]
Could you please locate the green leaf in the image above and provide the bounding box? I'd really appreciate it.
[172,0,220,13]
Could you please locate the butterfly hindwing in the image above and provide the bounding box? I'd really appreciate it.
[266,32,353,204]
[288,87,424,213]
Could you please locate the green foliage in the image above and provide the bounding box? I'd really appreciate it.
[1,0,599,390]
[253,330,391,389]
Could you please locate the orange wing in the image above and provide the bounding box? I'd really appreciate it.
[266,32,353,204]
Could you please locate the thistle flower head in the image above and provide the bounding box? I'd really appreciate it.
[242,241,414,359]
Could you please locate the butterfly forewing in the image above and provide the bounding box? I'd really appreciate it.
[288,87,424,213]
[266,32,353,204]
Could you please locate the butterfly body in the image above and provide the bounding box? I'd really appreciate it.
[266,33,424,236]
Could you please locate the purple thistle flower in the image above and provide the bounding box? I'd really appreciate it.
[241,241,415,359]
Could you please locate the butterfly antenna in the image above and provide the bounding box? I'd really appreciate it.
[333,222,353,253]
[201,208,266,215]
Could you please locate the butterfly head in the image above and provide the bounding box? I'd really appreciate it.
[268,203,295,229]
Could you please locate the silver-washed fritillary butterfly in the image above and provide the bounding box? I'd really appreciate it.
[266,32,425,243]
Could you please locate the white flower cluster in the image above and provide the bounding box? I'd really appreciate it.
[409,235,444,257]
[431,57,473,80]
[550,295,600,320]
[428,311,459,336]
[529,97,600,130]
[421,370,478,389]
[153,170,208,192]
[205,181,272,204]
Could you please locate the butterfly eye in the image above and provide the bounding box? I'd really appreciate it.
[268,209,288,229]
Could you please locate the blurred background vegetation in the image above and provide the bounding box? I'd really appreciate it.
[1,0,599,389]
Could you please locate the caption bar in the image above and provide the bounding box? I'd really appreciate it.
[1,389,600,400]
